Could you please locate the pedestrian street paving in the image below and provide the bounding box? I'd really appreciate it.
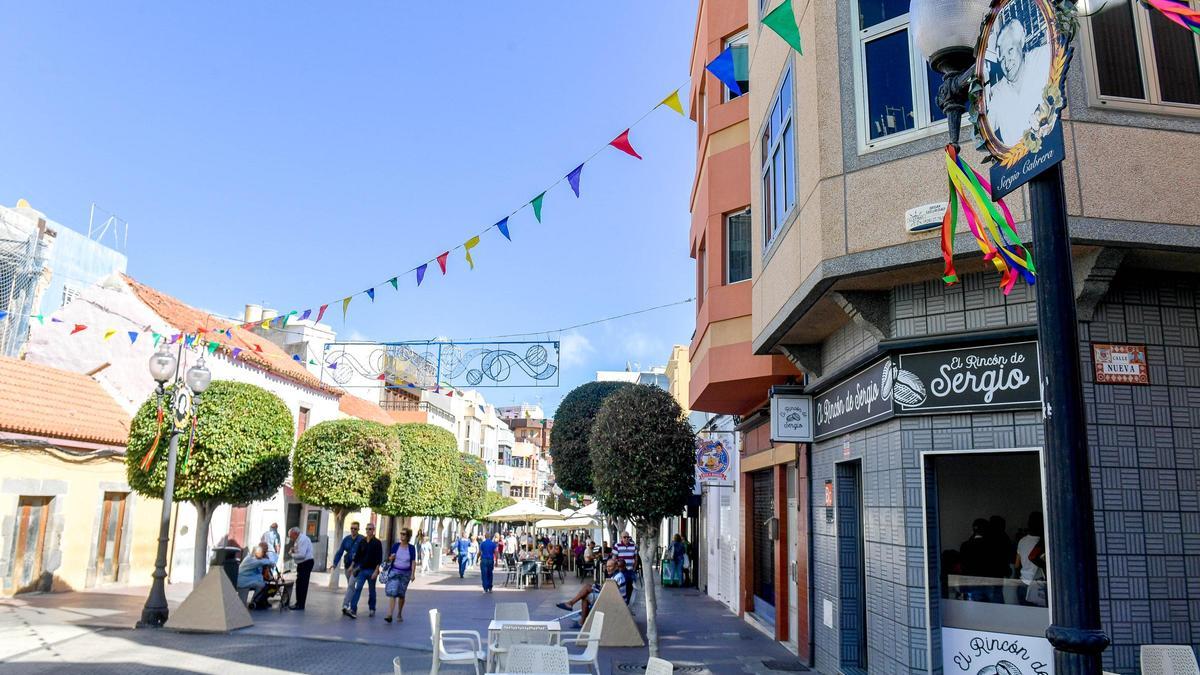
[0,558,809,674]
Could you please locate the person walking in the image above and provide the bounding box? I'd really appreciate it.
[333,522,364,611]
[468,535,479,568]
[287,527,313,610]
[613,532,638,585]
[420,533,433,574]
[669,534,686,588]
[455,533,471,578]
[479,533,498,593]
[344,522,383,619]
[261,522,281,557]
[382,528,416,623]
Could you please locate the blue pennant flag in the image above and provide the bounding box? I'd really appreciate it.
[497,217,511,241]
[128,331,139,344]
[705,46,742,97]
[567,164,584,197]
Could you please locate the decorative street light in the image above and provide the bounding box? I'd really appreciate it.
[910,2,1110,674]
[137,344,211,629]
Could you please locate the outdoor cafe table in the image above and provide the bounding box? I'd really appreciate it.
[486,619,561,672]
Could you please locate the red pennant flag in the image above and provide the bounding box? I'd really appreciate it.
[376,373,387,381]
[437,251,450,274]
[254,344,263,353]
[71,324,87,335]
[316,304,328,323]
[609,128,642,159]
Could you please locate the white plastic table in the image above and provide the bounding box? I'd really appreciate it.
[486,620,561,672]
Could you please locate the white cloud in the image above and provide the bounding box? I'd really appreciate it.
[558,331,594,370]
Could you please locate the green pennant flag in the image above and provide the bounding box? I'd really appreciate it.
[152,332,163,347]
[763,0,803,54]
[207,340,219,354]
[388,277,399,290]
[531,192,545,222]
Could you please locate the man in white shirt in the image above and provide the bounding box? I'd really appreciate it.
[505,532,519,558]
[985,18,1051,146]
[287,527,313,610]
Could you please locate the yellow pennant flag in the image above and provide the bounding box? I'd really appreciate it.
[342,296,352,320]
[103,329,116,341]
[660,89,684,115]
[464,236,481,270]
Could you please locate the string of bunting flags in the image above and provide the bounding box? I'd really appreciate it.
[0,7,808,369]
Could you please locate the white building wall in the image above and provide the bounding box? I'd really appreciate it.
[699,416,740,615]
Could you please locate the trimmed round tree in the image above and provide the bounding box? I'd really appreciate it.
[126,380,293,584]
[550,380,632,494]
[293,418,398,588]
[590,384,696,658]
[453,452,489,523]
[382,423,460,518]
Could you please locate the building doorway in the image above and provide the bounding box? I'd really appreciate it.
[836,461,867,672]
[95,492,128,583]
[12,496,52,593]
[751,469,776,626]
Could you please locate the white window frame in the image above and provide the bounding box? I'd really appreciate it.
[723,30,750,102]
[1077,0,1200,117]
[761,66,796,252]
[850,0,952,154]
[725,208,752,285]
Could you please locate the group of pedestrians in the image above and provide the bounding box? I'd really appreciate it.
[332,522,418,621]
[234,522,315,611]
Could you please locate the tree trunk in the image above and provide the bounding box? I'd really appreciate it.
[327,508,348,590]
[638,520,661,658]
[192,501,216,585]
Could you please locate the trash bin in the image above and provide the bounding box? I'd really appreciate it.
[212,546,243,586]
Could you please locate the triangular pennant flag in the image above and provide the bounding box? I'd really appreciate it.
[376,373,387,381]
[706,46,742,96]
[366,288,375,302]
[341,296,352,320]
[416,264,428,286]
[567,164,584,197]
[128,331,139,344]
[308,358,317,366]
[388,277,398,290]
[261,319,270,330]
[659,89,685,115]
[464,236,481,270]
[225,329,233,338]
[300,309,312,321]
[71,324,87,335]
[531,192,545,222]
[253,344,263,353]
[292,354,302,362]
[231,347,242,360]
[153,332,163,347]
[103,329,116,341]
[763,0,804,54]
[328,362,338,370]
[317,304,329,323]
[184,335,195,346]
[609,129,642,159]
[208,340,219,354]
[437,251,450,274]
[51,317,63,323]
[32,314,43,324]
[496,217,511,241]
[284,311,297,327]
[0,311,6,322]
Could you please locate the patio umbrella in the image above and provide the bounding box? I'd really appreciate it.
[485,499,565,523]
[534,516,601,530]
[569,501,600,518]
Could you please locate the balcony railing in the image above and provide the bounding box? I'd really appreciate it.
[380,399,455,425]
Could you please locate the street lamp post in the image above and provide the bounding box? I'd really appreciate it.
[137,344,211,629]
[910,2,1109,674]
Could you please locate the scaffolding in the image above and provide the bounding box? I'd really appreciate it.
[0,231,49,357]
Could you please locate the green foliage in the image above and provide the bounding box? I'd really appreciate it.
[550,380,632,494]
[481,491,517,520]
[382,423,460,517]
[293,419,398,513]
[590,384,696,526]
[452,452,489,520]
[126,380,293,506]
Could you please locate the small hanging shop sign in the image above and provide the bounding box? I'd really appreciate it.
[769,385,814,443]
[1092,343,1149,385]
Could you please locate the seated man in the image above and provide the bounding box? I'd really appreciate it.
[237,542,278,609]
[556,557,629,624]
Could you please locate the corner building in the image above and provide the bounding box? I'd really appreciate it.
[742,0,1200,673]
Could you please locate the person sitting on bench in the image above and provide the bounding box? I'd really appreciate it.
[238,542,277,609]
[556,557,629,623]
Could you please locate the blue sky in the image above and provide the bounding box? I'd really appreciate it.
[1,2,700,415]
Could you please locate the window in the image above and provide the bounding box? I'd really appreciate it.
[853,0,948,151]
[61,284,81,307]
[697,239,708,301]
[1086,0,1200,109]
[724,31,750,101]
[297,406,310,436]
[761,69,796,248]
[726,209,752,284]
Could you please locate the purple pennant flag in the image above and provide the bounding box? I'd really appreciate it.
[567,164,584,197]
[416,264,428,286]
[496,217,511,241]
[328,362,338,370]
[128,331,139,343]
[231,347,242,360]
[51,317,63,323]
[300,309,311,320]
[366,288,375,302]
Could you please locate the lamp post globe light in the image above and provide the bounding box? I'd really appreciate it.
[137,345,210,629]
[912,1,1109,673]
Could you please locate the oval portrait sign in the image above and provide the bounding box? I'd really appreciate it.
[974,0,1073,169]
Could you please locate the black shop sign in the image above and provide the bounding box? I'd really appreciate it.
[812,341,1041,440]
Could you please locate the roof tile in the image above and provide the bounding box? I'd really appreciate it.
[0,356,130,446]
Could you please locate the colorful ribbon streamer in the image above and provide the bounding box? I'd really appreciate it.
[940,145,1036,295]
[1140,0,1200,33]
[138,403,166,472]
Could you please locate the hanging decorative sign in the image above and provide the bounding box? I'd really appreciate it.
[1092,343,1149,385]
[695,438,732,485]
[942,627,1054,675]
[893,340,1041,413]
[813,358,895,441]
[323,340,560,389]
[769,385,814,442]
[972,0,1075,198]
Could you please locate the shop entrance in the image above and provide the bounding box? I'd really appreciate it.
[750,469,776,626]
[835,461,867,672]
[926,451,1053,674]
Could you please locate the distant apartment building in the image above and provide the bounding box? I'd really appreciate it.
[497,404,555,503]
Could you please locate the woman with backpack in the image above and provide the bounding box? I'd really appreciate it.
[382,528,416,623]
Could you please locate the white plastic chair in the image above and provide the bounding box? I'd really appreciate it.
[560,610,604,675]
[429,608,485,675]
[1142,645,1200,675]
[492,624,551,671]
[504,644,570,674]
[494,602,530,621]
[646,657,674,675]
